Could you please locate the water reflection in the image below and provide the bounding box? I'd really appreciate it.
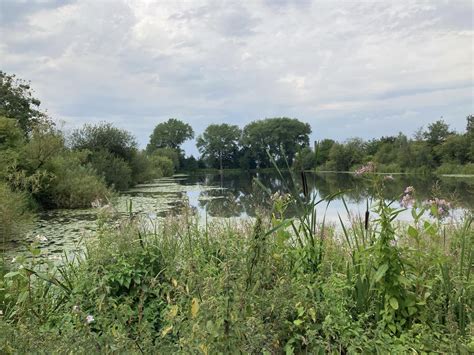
[3,171,472,262]
[193,172,474,219]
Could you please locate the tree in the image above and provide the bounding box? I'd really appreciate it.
[293,147,317,171]
[466,114,474,136]
[197,124,241,170]
[326,138,366,172]
[147,118,194,152]
[423,120,452,146]
[0,71,49,134]
[69,122,137,162]
[314,139,335,166]
[241,118,311,168]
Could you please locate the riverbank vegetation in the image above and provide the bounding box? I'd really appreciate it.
[0,71,176,240]
[1,169,472,353]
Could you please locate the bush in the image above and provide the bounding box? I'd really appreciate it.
[89,150,132,190]
[46,152,110,208]
[149,154,174,177]
[0,182,34,239]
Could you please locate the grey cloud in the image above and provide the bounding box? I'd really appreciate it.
[0,0,472,156]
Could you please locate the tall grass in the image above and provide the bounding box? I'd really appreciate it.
[0,164,472,353]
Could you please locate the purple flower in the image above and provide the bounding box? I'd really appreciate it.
[425,197,451,218]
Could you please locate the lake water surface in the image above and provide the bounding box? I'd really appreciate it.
[2,171,473,262]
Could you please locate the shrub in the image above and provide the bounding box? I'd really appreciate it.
[89,150,132,190]
[149,154,174,177]
[47,152,110,208]
[0,182,34,239]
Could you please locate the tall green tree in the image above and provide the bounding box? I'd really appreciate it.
[0,71,50,134]
[197,124,241,170]
[423,120,452,146]
[241,117,311,168]
[147,118,194,152]
[315,139,335,166]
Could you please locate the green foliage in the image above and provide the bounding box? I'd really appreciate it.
[149,154,174,177]
[423,119,453,146]
[70,122,137,162]
[151,147,180,170]
[46,152,110,208]
[241,117,311,168]
[292,147,317,171]
[197,123,241,170]
[0,182,34,239]
[314,138,335,166]
[326,139,365,172]
[2,158,471,353]
[0,71,50,134]
[89,149,132,191]
[147,118,194,152]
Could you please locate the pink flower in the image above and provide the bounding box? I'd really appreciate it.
[404,186,415,194]
[354,162,375,176]
[400,194,415,208]
[425,198,451,218]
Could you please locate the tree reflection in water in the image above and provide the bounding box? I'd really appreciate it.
[192,171,474,218]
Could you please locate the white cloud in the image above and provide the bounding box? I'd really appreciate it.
[0,0,472,155]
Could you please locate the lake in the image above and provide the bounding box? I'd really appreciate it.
[2,171,473,262]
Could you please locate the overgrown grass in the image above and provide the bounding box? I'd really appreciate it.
[1,191,472,353]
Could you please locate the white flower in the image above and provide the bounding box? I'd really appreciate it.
[72,305,80,313]
[148,212,157,220]
[0,310,3,315]
[91,198,102,208]
[35,234,48,242]
[86,315,94,324]
[11,257,16,263]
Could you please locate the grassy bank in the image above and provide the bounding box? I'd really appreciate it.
[1,176,472,353]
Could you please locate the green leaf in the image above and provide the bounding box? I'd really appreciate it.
[389,297,399,310]
[4,271,20,278]
[407,226,418,238]
[293,319,303,326]
[373,263,389,283]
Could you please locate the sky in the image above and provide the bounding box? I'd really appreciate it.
[1,0,473,156]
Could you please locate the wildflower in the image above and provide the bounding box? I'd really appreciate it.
[11,257,16,263]
[400,194,415,208]
[354,162,375,176]
[400,186,415,208]
[383,175,394,181]
[72,305,80,313]
[35,234,48,242]
[425,198,451,218]
[86,315,94,324]
[0,310,3,316]
[148,212,157,220]
[404,186,415,194]
[270,191,281,202]
[91,198,102,208]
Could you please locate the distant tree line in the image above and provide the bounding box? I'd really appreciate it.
[159,115,473,175]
